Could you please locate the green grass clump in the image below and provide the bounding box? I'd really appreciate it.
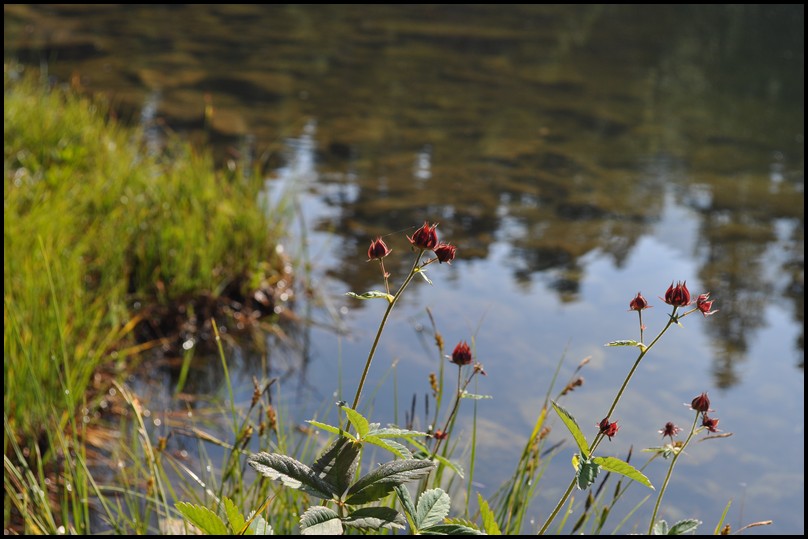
[4,63,288,530]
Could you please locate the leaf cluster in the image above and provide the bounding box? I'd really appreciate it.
[239,407,481,534]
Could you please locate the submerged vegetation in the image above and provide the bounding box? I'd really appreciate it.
[4,65,773,535]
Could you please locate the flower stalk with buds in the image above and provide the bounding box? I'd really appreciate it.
[538,280,720,534]
[348,222,456,412]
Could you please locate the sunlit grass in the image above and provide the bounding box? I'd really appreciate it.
[4,63,291,532]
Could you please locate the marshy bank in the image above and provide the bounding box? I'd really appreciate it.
[4,66,297,533]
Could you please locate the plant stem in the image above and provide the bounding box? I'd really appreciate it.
[638,310,644,343]
[350,250,424,412]
[600,306,678,427]
[648,410,701,534]
[537,306,679,534]
[427,308,446,437]
[431,365,465,459]
[380,258,390,296]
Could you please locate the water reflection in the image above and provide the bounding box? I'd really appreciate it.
[5,0,801,396]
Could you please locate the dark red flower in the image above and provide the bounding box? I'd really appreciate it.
[408,221,439,250]
[450,341,473,366]
[690,392,712,413]
[659,421,681,440]
[434,242,457,264]
[701,414,720,433]
[597,417,620,441]
[663,281,692,307]
[367,237,392,261]
[696,293,719,318]
[629,292,651,311]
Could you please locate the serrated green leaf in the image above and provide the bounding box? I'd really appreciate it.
[369,426,431,439]
[667,519,702,535]
[306,419,356,440]
[551,401,590,459]
[311,436,362,495]
[340,406,371,438]
[421,523,485,535]
[364,436,413,459]
[477,493,502,535]
[460,391,493,400]
[245,512,273,535]
[395,484,417,520]
[446,517,484,529]
[346,459,435,505]
[346,290,395,302]
[592,456,654,489]
[415,488,451,529]
[220,496,246,534]
[652,520,669,535]
[300,506,343,535]
[576,457,600,490]
[175,501,229,536]
[247,452,337,499]
[343,507,406,530]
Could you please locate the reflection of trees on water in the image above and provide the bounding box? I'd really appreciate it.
[785,217,805,368]
[309,4,804,387]
[688,163,803,386]
[7,4,801,391]
[695,218,774,388]
[651,4,805,384]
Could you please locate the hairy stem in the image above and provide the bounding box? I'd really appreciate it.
[648,410,701,534]
[350,250,423,412]
[431,365,465,459]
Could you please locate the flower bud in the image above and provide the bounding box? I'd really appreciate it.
[408,221,439,250]
[696,293,719,317]
[597,417,619,440]
[664,281,691,306]
[691,392,711,413]
[659,421,681,440]
[701,414,720,433]
[629,292,651,311]
[434,242,457,264]
[367,237,392,261]
[450,341,473,366]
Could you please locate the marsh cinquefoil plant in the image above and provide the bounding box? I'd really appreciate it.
[243,223,488,535]
[537,281,726,535]
[175,226,742,535]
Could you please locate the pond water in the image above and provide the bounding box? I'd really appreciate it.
[5,4,804,534]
